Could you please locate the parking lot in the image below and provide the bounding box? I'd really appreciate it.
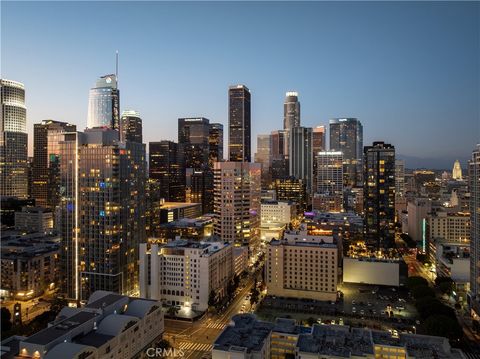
[257,283,418,333]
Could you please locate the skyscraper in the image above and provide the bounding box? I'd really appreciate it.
[149,141,185,202]
[59,128,146,300]
[120,110,142,143]
[255,134,271,186]
[395,159,406,197]
[178,117,210,169]
[313,152,344,212]
[329,118,363,187]
[312,125,326,190]
[87,74,120,130]
[283,91,300,130]
[0,79,28,198]
[363,142,396,249]
[289,127,313,192]
[452,159,463,180]
[469,145,480,302]
[228,85,251,162]
[213,162,261,246]
[209,123,224,166]
[178,117,212,212]
[32,120,76,207]
[270,130,289,181]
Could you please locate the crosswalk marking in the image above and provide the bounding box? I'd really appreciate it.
[206,322,226,330]
[178,341,213,352]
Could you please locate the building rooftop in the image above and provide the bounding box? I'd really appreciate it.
[1,231,60,259]
[85,292,126,310]
[273,318,311,335]
[24,311,98,345]
[160,202,201,210]
[213,314,274,353]
[297,325,374,358]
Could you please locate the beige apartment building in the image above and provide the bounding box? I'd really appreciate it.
[266,227,339,302]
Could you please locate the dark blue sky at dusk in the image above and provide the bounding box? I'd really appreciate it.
[2,1,479,169]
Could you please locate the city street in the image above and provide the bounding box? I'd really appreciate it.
[163,278,255,359]
[403,254,435,284]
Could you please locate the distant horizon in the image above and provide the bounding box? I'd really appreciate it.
[2,1,479,169]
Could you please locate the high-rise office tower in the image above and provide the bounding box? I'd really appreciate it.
[32,120,76,207]
[0,79,28,198]
[313,151,344,212]
[87,74,120,130]
[452,159,463,181]
[329,118,363,187]
[178,117,210,169]
[185,168,214,213]
[255,134,271,187]
[312,126,326,190]
[395,159,406,197]
[270,130,289,181]
[228,85,251,162]
[213,162,261,246]
[469,145,480,302]
[149,141,185,202]
[289,127,313,192]
[316,152,344,194]
[179,117,212,212]
[209,123,224,166]
[283,91,300,130]
[274,177,308,213]
[59,128,146,300]
[363,142,396,249]
[120,110,142,143]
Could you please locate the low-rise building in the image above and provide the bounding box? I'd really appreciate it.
[266,226,340,301]
[1,291,164,359]
[212,314,273,359]
[429,211,470,243]
[159,201,203,224]
[139,239,233,312]
[155,216,214,242]
[343,257,407,287]
[233,246,249,277]
[261,200,297,226]
[14,206,53,233]
[430,240,470,291]
[1,231,60,300]
[213,315,465,359]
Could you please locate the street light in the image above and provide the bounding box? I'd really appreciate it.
[413,326,416,334]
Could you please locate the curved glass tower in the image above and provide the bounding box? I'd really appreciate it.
[87,74,120,130]
[0,79,28,198]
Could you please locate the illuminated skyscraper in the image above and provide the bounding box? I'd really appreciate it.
[312,125,326,190]
[270,130,289,181]
[283,91,300,130]
[315,151,344,212]
[32,120,76,207]
[59,128,146,300]
[289,127,313,192]
[452,159,463,180]
[0,79,28,198]
[228,85,251,162]
[469,145,480,303]
[178,117,210,169]
[149,141,185,202]
[329,118,363,187]
[120,110,142,143]
[395,159,405,197]
[363,141,396,249]
[255,134,271,186]
[87,74,120,130]
[213,162,261,246]
[209,123,224,165]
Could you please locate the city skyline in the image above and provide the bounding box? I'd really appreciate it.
[2,1,479,168]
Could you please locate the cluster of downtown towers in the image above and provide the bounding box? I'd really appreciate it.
[1,75,397,301]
